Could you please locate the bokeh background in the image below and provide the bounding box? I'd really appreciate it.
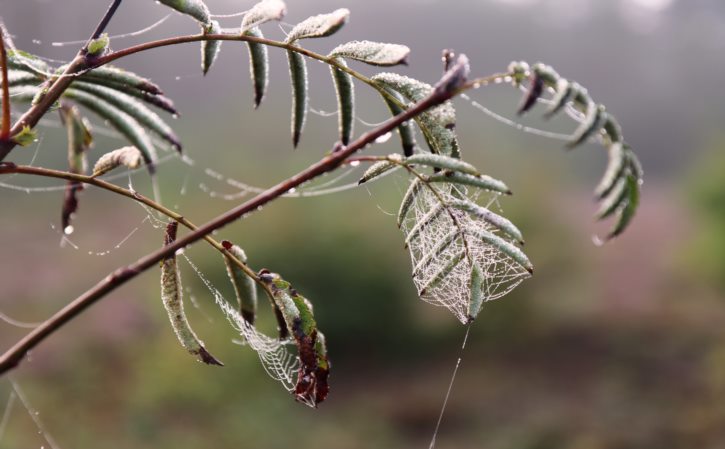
[1,0,724,448]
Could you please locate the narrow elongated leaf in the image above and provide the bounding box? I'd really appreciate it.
[380,88,416,156]
[287,50,308,147]
[72,77,178,114]
[157,0,211,24]
[245,27,269,108]
[201,20,222,75]
[329,41,410,66]
[221,240,258,324]
[404,203,444,247]
[64,89,158,174]
[69,82,181,151]
[405,153,479,176]
[92,146,143,177]
[427,171,511,195]
[448,199,524,244]
[240,0,287,34]
[78,65,163,95]
[160,222,223,365]
[6,70,40,87]
[518,70,544,115]
[412,229,461,278]
[607,176,639,240]
[284,9,350,43]
[568,103,606,148]
[397,177,423,227]
[330,58,354,145]
[419,251,466,296]
[59,104,93,231]
[358,158,400,184]
[596,177,628,220]
[466,229,533,274]
[595,142,625,199]
[6,50,50,74]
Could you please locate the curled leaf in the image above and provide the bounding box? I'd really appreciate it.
[245,27,269,108]
[221,240,258,324]
[201,20,222,75]
[543,78,576,119]
[329,40,410,66]
[568,103,606,148]
[284,8,350,43]
[607,176,639,240]
[92,146,143,177]
[330,58,354,145]
[518,69,544,115]
[595,142,625,199]
[287,50,308,147]
[157,0,211,24]
[10,125,37,147]
[161,222,223,365]
[240,0,287,34]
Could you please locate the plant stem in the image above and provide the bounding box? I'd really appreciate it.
[0,85,454,375]
[0,26,10,141]
[84,0,123,52]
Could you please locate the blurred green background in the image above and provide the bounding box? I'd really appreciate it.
[1,0,724,448]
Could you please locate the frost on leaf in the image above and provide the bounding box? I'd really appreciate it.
[329,40,410,66]
[92,145,143,177]
[240,0,287,34]
[284,8,350,43]
[157,0,211,25]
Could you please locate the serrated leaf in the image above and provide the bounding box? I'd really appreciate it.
[160,222,223,365]
[329,40,410,66]
[467,229,533,274]
[10,125,37,147]
[285,8,350,43]
[287,50,308,147]
[201,20,222,75]
[330,58,354,145]
[91,145,143,177]
[157,0,211,24]
[405,153,479,176]
[70,81,181,151]
[358,158,401,185]
[87,33,109,55]
[221,241,258,324]
[245,27,269,108]
[64,88,158,174]
[427,171,511,195]
[380,88,417,157]
[240,0,287,34]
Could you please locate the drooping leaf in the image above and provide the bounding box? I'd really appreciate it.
[287,50,308,147]
[543,78,576,119]
[77,65,164,95]
[201,20,222,75]
[595,142,626,199]
[380,88,417,156]
[607,175,639,240]
[160,222,223,365]
[5,70,41,87]
[568,103,606,149]
[69,81,181,151]
[245,27,269,108]
[466,228,533,274]
[397,177,423,227]
[330,58,354,145]
[329,40,410,66]
[240,0,287,34]
[59,104,93,230]
[221,240,258,324]
[91,145,143,177]
[157,0,211,24]
[405,153,479,176]
[63,88,158,174]
[284,9,350,43]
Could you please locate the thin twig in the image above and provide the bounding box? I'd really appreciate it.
[84,0,124,52]
[0,84,455,375]
[0,25,11,141]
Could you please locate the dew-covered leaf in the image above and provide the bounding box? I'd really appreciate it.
[358,157,401,185]
[77,65,164,95]
[240,0,287,34]
[91,145,143,177]
[405,153,479,176]
[330,58,354,145]
[448,199,524,244]
[287,50,308,147]
[59,104,93,231]
[245,27,269,108]
[568,103,606,149]
[201,20,222,75]
[284,8,350,43]
[157,0,211,24]
[426,171,511,195]
[221,240,258,324]
[380,89,417,157]
[329,40,410,66]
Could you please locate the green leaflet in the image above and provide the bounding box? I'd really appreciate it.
[221,241,258,324]
[507,60,529,87]
[87,33,109,56]
[380,88,416,156]
[77,65,164,95]
[568,103,606,148]
[595,142,626,199]
[603,115,623,144]
[71,77,178,115]
[543,78,576,119]
[404,202,445,248]
[329,41,410,66]
[284,9,350,43]
[91,146,143,177]
[240,0,287,34]
[358,157,401,185]
[518,69,544,115]
[419,251,466,296]
[330,58,354,145]
[201,20,222,75]
[397,177,423,227]
[157,0,211,25]
[405,153,479,176]
[607,176,639,240]
[412,229,461,278]
[11,126,37,147]
[59,104,93,175]
[596,177,628,220]
[466,229,533,274]
[6,50,50,75]
[426,171,511,195]
[160,222,223,365]
[64,88,158,174]
[287,50,308,147]
[70,81,181,151]
[245,27,269,108]
[448,199,524,244]
[467,263,484,321]
[6,70,41,87]
[372,73,458,157]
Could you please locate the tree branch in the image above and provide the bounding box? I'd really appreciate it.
[0,25,11,141]
[0,83,457,375]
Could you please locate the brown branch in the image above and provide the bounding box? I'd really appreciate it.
[84,0,123,52]
[0,74,462,374]
[0,25,10,141]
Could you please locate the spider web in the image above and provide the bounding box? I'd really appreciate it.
[400,180,531,323]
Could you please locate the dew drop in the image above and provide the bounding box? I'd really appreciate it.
[172,114,179,119]
[175,76,181,80]
[32,39,42,45]
[472,82,481,89]
[288,187,297,193]
[64,225,74,235]
[349,160,360,167]
[375,132,392,143]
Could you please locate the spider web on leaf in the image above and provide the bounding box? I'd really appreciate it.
[400,180,531,324]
